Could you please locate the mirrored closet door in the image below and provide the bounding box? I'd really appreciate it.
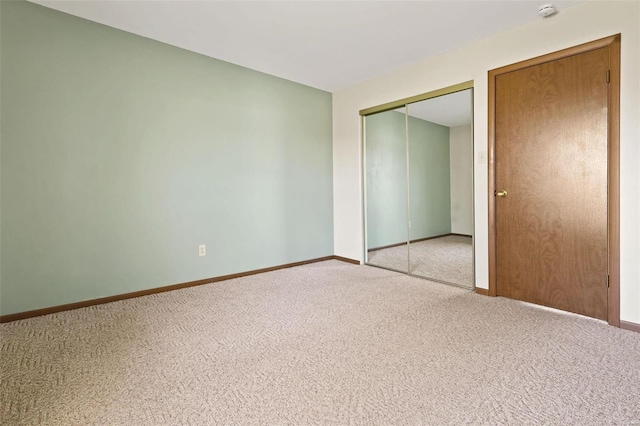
[363,83,474,288]
[364,108,409,273]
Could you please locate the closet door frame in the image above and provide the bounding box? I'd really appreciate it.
[360,81,475,286]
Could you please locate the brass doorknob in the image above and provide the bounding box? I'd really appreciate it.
[495,190,508,197]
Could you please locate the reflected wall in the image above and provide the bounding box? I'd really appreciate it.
[365,109,408,272]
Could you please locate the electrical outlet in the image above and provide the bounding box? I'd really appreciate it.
[198,245,206,257]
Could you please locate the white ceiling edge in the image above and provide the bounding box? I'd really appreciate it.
[27,1,584,92]
[407,89,472,128]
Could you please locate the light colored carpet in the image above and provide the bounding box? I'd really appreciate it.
[368,235,473,287]
[1,260,639,425]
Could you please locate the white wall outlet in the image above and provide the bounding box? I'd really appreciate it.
[198,244,206,257]
[479,151,487,164]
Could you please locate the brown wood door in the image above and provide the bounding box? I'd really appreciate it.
[495,47,610,320]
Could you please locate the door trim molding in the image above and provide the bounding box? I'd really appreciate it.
[487,35,621,326]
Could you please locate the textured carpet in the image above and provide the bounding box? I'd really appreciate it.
[368,235,473,287]
[1,260,639,425]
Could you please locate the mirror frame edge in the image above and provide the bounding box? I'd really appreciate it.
[359,80,474,117]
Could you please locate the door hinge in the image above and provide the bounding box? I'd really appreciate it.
[606,70,610,83]
[607,275,610,288]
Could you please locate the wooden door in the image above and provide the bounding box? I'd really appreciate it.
[494,47,610,320]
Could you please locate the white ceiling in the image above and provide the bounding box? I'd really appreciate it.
[401,89,472,128]
[30,0,582,92]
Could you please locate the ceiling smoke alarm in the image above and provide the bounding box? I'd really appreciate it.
[538,4,557,17]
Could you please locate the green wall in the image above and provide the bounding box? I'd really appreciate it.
[366,111,450,249]
[365,110,408,250]
[0,1,334,316]
[408,115,451,240]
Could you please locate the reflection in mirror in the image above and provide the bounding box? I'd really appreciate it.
[407,89,473,287]
[364,109,409,273]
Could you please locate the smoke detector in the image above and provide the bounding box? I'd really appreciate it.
[538,4,557,17]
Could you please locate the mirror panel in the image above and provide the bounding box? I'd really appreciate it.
[406,89,474,287]
[364,109,409,273]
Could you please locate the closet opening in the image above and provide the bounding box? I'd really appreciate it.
[361,82,475,289]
